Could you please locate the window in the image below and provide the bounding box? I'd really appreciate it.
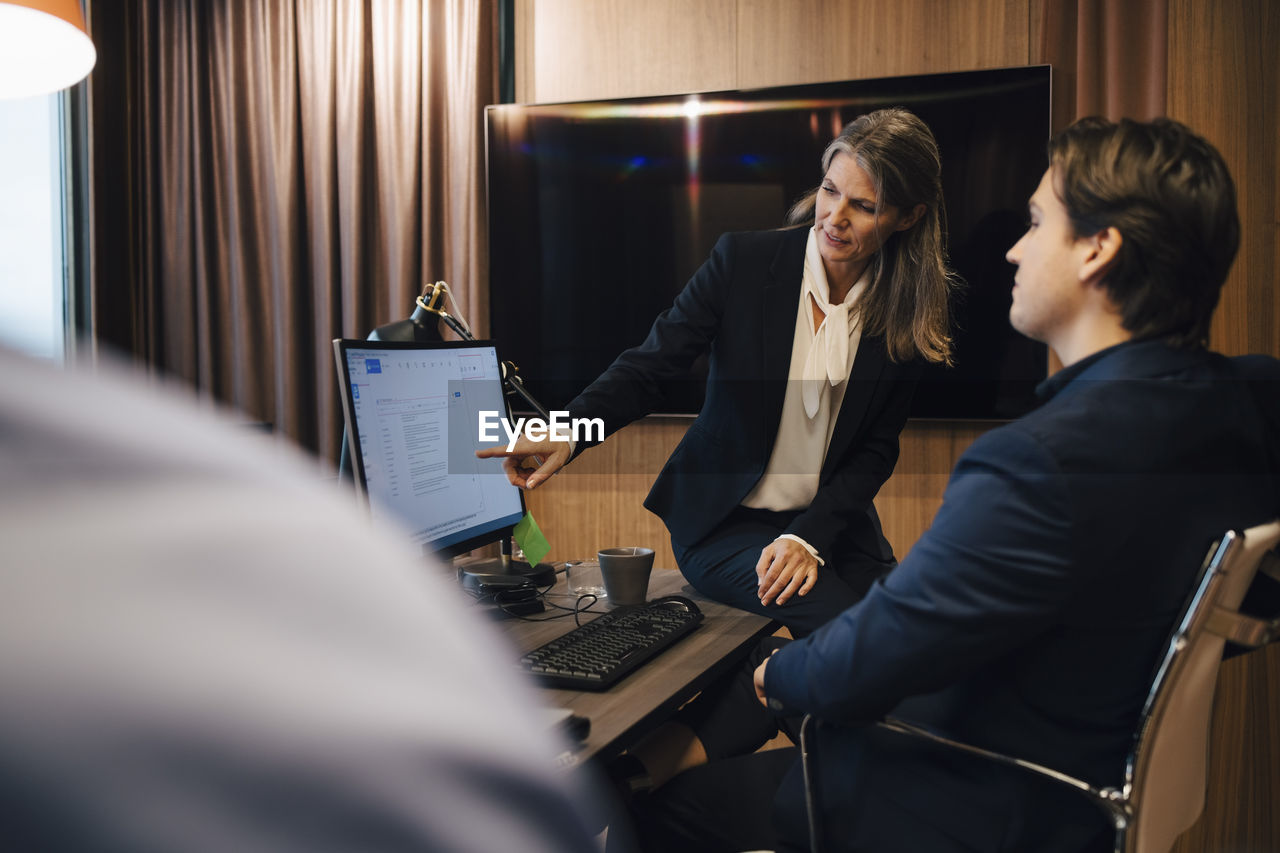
[0,93,67,361]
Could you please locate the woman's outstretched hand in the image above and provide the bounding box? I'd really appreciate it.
[475,437,571,490]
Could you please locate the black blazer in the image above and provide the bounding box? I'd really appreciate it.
[567,227,922,559]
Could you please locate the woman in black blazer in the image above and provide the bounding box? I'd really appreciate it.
[480,108,956,635]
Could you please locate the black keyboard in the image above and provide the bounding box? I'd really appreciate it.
[520,596,704,691]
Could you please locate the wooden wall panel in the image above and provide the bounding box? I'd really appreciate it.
[1168,0,1278,359]
[876,421,991,558]
[523,419,687,569]
[524,418,992,569]
[516,0,738,103]
[1165,3,1279,850]
[735,0,1029,88]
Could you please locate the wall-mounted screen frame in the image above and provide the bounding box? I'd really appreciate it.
[486,65,1051,420]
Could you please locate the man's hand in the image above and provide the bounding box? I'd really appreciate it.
[755,538,819,606]
[475,437,571,490]
[753,651,778,707]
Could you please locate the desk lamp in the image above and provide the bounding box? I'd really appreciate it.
[414,280,549,420]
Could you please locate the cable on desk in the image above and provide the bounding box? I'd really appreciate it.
[465,579,611,623]
[512,592,609,624]
[572,594,598,625]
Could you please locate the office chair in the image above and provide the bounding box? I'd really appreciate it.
[798,519,1280,853]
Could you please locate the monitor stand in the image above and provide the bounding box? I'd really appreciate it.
[456,539,557,588]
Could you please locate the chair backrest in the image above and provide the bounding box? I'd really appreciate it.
[1126,519,1280,853]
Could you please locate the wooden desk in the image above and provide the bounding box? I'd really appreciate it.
[497,569,777,764]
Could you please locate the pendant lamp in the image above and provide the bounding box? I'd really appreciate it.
[0,0,96,99]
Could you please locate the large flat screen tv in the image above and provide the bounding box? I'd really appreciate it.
[486,66,1051,420]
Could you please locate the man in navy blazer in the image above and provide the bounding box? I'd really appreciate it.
[634,118,1280,852]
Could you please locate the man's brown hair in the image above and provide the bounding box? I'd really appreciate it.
[1049,117,1240,348]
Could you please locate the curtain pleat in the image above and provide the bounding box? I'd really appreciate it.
[370,0,423,329]
[297,0,373,456]
[1038,0,1168,132]
[423,0,495,336]
[248,2,304,445]
[89,0,496,464]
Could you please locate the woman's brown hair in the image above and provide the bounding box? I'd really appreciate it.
[788,108,956,364]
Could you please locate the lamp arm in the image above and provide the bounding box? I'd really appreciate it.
[415,281,551,421]
[499,366,551,421]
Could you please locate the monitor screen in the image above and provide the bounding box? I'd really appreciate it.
[333,339,526,558]
[486,65,1051,420]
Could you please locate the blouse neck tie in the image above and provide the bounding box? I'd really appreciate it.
[801,228,868,418]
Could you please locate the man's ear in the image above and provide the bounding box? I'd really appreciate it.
[1079,226,1122,286]
[895,203,927,232]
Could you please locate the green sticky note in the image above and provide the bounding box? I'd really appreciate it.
[512,511,551,568]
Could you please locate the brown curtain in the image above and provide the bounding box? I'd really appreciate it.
[1037,0,1168,132]
[87,0,498,465]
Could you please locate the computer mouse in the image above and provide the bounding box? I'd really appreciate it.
[649,595,701,616]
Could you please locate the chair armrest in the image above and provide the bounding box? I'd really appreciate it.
[873,718,1114,802]
[1205,606,1280,647]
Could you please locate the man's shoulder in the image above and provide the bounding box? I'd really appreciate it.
[1225,353,1280,434]
[968,346,1280,474]
[1228,352,1280,379]
[956,418,1058,477]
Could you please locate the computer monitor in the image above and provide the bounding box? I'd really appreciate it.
[332,339,529,566]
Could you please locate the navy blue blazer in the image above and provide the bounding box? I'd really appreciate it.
[763,339,1280,852]
[567,227,922,559]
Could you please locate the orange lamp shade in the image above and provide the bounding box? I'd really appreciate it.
[0,0,97,99]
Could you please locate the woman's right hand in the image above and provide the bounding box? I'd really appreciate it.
[755,538,819,606]
[475,436,571,490]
